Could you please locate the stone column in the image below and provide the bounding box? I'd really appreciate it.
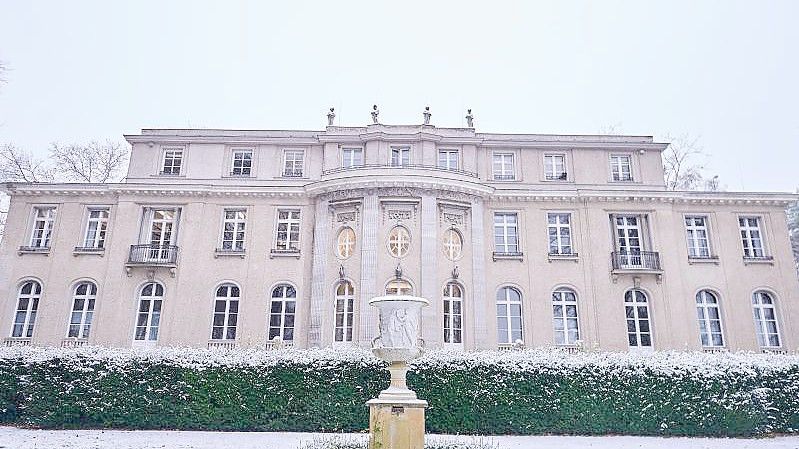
[470,199,489,349]
[359,193,379,346]
[309,198,330,348]
[420,193,439,347]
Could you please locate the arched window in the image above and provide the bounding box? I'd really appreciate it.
[496,286,523,344]
[135,282,164,342]
[386,279,413,296]
[68,282,96,339]
[11,281,41,338]
[211,284,240,340]
[443,283,463,346]
[337,227,356,259]
[624,289,652,348]
[442,229,463,261]
[388,226,410,258]
[334,281,355,342]
[752,291,781,348]
[269,284,296,341]
[552,288,579,345]
[696,290,724,347]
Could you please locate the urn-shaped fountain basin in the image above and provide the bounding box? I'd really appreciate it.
[369,295,429,363]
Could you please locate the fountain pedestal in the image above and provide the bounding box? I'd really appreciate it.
[367,296,429,449]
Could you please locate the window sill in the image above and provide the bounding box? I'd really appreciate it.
[222,174,254,179]
[275,176,309,181]
[18,246,50,256]
[548,252,579,262]
[491,177,518,182]
[207,340,237,350]
[215,249,246,259]
[270,249,301,259]
[743,256,774,266]
[609,178,636,183]
[154,173,185,178]
[542,177,571,183]
[3,337,31,347]
[688,255,719,265]
[61,338,88,348]
[493,251,524,261]
[73,247,105,257]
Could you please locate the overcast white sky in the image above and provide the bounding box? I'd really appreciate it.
[0,1,797,192]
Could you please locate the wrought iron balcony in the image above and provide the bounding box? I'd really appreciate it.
[611,251,661,271]
[127,244,179,265]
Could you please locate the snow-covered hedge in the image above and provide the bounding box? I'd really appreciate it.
[1,346,797,436]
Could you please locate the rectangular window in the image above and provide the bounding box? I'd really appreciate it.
[685,216,711,258]
[544,154,567,180]
[610,155,632,181]
[391,147,410,167]
[342,148,363,168]
[231,150,253,176]
[438,149,459,170]
[283,150,304,177]
[494,212,519,254]
[547,213,572,255]
[220,209,247,251]
[161,148,183,175]
[492,153,515,180]
[29,207,56,248]
[275,209,301,251]
[83,209,109,249]
[739,217,765,258]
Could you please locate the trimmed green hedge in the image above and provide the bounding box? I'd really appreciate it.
[1,347,797,436]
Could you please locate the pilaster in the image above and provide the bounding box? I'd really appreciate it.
[470,199,489,349]
[309,199,330,347]
[420,194,439,347]
[359,193,379,345]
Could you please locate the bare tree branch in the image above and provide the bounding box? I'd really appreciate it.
[50,140,129,183]
[788,199,799,273]
[661,134,715,191]
[0,143,54,182]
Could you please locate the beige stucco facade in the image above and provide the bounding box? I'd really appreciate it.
[1,121,797,353]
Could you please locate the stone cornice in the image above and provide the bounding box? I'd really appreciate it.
[4,182,797,207]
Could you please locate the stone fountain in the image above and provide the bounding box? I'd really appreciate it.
[367,295,429,449]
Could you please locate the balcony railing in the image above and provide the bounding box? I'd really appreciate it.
[128,244,179,265]
[545,172,568,181]
[611,251,661,271]
[282,169,304,178]
[322,163,479,178]
[492,173,516,181]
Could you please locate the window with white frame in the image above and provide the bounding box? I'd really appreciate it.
[134,282,164,342]
[544,154,567,180]
[269,284,296,341]
[390,147,410,167]
[492,153,515,180]
[443,283,463,346]
[496,286,523,345]
[82,209,109,249]
[161,148,183,175]
[231,150,253,176]
[442,229,463,261]
[752,291,781,348]
[211,284,239,340]
[493,212,519,254]
[334,281,355,342]
[739,217,765,258]
[67,282,96,339]
[610,154,632,181]
[283,150,305,177]
[11,281,41,338]
[547,213,572,255]
[275,210,301,251]
[220,209,246,251]
[386,279,413,296]
[685,216,711,258]
[337,227,356,259]
[143,208,179,262]
[342,148,363,168]
[388,226,410,258]
[552,288,579,345]
[624,289,652,348]
[29,206,56,248]
[438,149,459,170]
[696,290,724,347]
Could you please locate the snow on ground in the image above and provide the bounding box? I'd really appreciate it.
[1,427,798,449]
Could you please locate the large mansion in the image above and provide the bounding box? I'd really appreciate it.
[1,111,797,352]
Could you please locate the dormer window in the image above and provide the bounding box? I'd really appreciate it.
[610,155,632,181]
[161,148,183,175]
